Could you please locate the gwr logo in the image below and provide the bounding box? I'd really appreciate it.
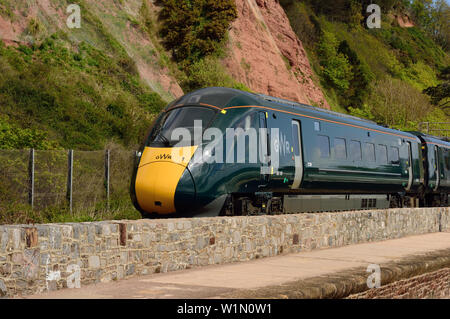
[156,154,172,160]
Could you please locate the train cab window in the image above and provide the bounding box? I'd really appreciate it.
[244,115,252,131]
[147,106,216,147]
[389,146,400,164]
[334,138,347,159]
[318,135,330,158]
[377,145,388,164]
[259,112,270,158]
[363,143,376,162]
[349,140,362,161]
[232,113,259,135]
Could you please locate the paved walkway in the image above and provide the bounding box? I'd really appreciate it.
[24,232,450,299]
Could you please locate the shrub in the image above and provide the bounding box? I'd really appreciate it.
[0,117,55,149]
[366,77,433,129]
[159,0,237,63]
[318,31,353,92]
[337,40,375,109]
[182,56,250,92]
[283,2,322,49]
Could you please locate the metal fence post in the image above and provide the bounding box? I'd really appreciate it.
[67,149,73,213]
[28,148,35,209]
[105,149,110,211]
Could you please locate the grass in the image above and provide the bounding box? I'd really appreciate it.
[0,200,141,225]
[0,33,166,150]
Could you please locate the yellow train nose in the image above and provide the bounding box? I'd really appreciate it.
[134,146,197,215]
[135,162,187,214]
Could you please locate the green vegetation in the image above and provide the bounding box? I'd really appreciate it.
[281,0,449,133]
[317,31,353,92]
[0,203,141,225]
[0,34,165,150]
[159,0,237,63]
[424,66,450,110]
[0,116,56,149]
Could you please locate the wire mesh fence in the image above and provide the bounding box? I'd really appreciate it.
[0,149,137,214]
[0,150,29,206]
[418,122,450,138]
[34,150,67,209]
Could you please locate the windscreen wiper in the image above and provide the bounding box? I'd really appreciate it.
[156,133,171,146]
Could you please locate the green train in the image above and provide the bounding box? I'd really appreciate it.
[131,87,450,218]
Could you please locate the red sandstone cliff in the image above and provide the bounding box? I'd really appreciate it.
[223,0,330,109]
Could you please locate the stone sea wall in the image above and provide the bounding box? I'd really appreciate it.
[0,207,449,297]
[348,268,450,299]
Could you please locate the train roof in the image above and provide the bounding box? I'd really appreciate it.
[251,92,378,125]
[169,87,420,141]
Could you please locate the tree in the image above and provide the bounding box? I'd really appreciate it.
[423,66,450,110]
[158,0,237,63]
[318,32,353,92]
[430,0,450,50]
[338,41,374,109]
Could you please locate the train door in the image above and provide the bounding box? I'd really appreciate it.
[291,120,304,189]
[434,145,440,191]
[259,112,271,183]
[405,142,413,191]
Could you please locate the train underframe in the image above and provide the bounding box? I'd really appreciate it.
[221,191,449,216]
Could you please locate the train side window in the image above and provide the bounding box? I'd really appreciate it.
[363,143,376,162]
[318,135,330,158]
[334,138,347,159]
[377,144,388,164]
[389,146,400,164]
[314,121,321,132]
[349,140,362,161]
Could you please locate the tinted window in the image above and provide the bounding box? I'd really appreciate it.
[318,135,330,158]
[233,112,258,131]
[389,146,400,164]
[259,112,270,158]
[363,143,375,162]
[147,106,216,147]
[334,138,347,159]
[349,140,362,161]
[377,145,388,164]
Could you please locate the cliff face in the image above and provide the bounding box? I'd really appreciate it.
[394,14,415,28]
[0,0,328,107]
[223,0,330,109]
[0,0,183,101]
